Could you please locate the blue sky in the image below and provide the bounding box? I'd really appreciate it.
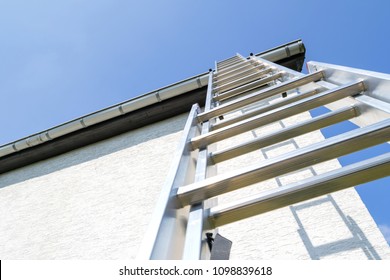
[0,1,389,244]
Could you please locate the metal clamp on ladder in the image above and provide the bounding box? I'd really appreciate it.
[138,53,390,260]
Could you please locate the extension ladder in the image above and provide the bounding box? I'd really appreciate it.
[138,53,390,260]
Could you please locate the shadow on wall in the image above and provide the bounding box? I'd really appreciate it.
[256,118,382,260]
[290,195,381,260]
[0,114,186,189]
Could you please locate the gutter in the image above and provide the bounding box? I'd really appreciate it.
[254,39,305,61]
[0,39,305,159]
[0,73,209,158]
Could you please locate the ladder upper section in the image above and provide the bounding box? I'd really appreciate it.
[139,52,390,260]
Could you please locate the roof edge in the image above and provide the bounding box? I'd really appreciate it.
[0,40,305,160]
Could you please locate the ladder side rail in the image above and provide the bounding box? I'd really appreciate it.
[307,61,390,127]
[137,104,201,260]
[355,95,390,114]
[182,72,216,260]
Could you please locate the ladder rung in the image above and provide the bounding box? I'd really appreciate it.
[198,71,325,122]
[214,68,274,94]
[215,72,319,103]
[177,118,390,206]
[212,89,319,131]
[215,63,261,80]
[218,56,243,64]
[218,55,241,63]
[209,152,390,227]
[214,66,265,86]
[191,81,364,150]
[218,56,241,64]
[218,58,246,69]
[217,60,252,75]
[218,59,243,69]
[213,72,284,104]
[209,106,359,164]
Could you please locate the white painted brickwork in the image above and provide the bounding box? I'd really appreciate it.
[0,114,187,259]
[0,106,389,259]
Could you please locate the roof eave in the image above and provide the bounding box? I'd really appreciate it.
[0,40,306,174]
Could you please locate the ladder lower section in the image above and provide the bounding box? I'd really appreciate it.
[178,118,390,206]
[139,53,390,260]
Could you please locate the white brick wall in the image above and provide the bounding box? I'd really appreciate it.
[0,108,389,259]
[0,114,187,259]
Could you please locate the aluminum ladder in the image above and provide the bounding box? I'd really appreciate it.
[139,53,390,260]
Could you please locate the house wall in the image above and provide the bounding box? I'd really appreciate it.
[0,113,187,259]
[0,107,389,259]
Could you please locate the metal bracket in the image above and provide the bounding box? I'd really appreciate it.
[208,233,233,260]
